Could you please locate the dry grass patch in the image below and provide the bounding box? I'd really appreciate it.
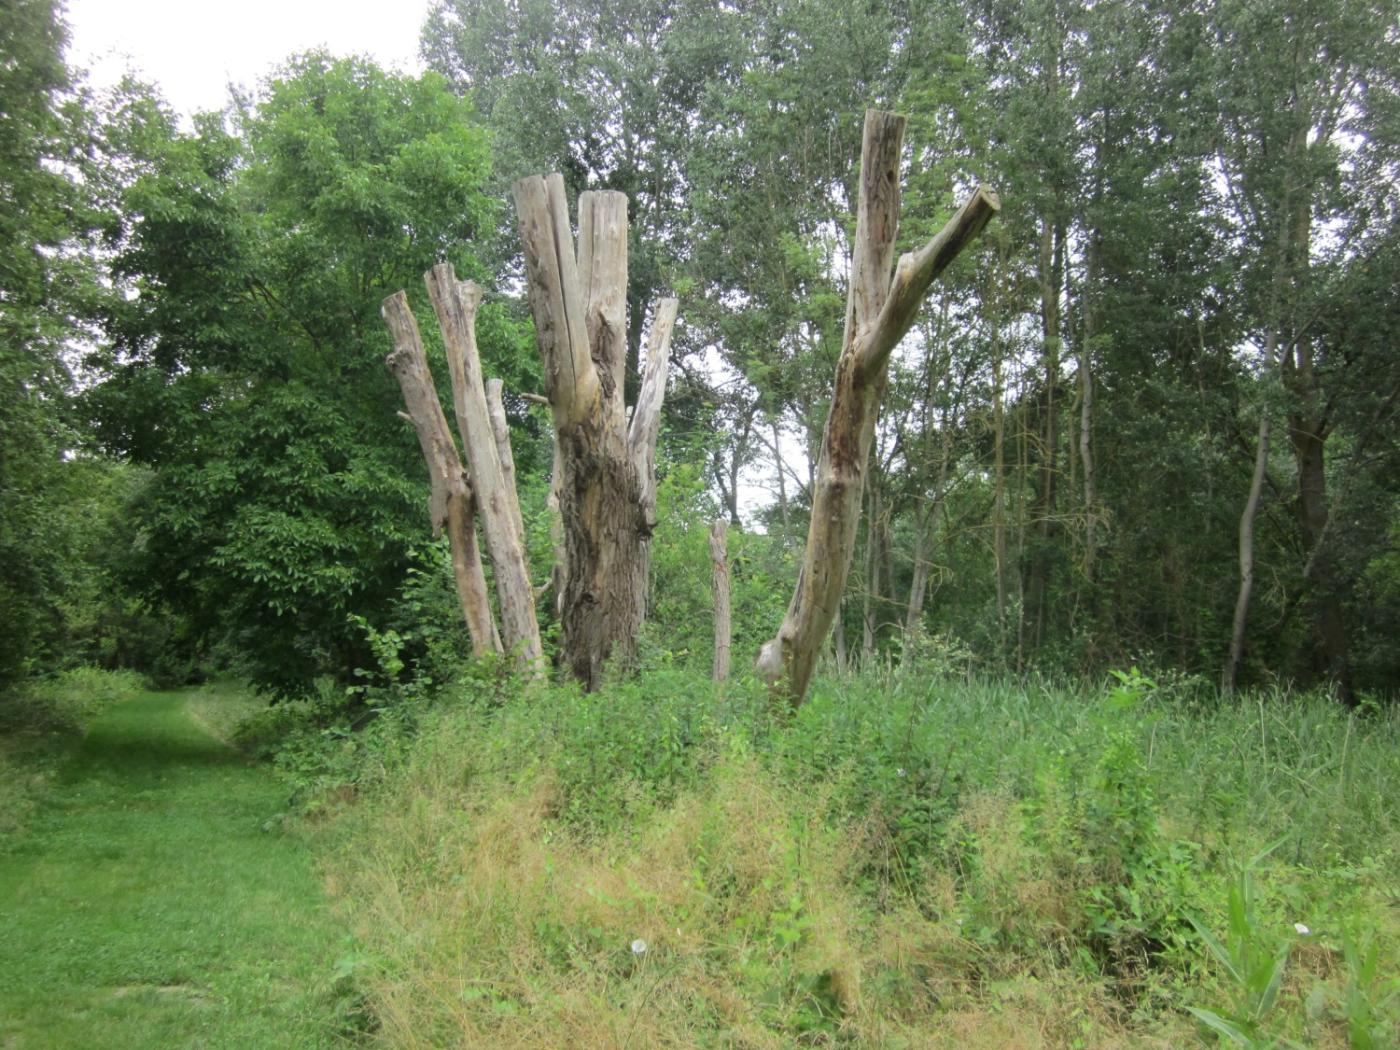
[330,728,1163,1048]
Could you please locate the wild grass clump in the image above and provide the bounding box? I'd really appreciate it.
[320,666,1400,1047]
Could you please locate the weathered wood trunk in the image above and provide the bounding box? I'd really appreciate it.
[381,292,500,657]
[512,174,677,690]
[755,109,999,706]
[424,264,544,673]
[710,519,731,682]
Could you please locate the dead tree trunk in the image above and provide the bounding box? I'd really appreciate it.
[710,519,731,682]
[382,293,500,657]
[755,109,999,706]
[423,264,544,673]
[512,174,677,690]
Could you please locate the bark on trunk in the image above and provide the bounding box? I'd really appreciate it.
[862,483,882,657]
[424,264,544,673]
[992,318,1008,650]
[755,109,999,706]
[710,519,731,682]
[1223,411,1270,695]
[905,517,931,635]
[1079,237,1098,584]
[1024,217,1065,652]
[513,174,676,690]
[381,292,500,657]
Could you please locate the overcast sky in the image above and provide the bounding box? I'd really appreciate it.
[66,0,433,116]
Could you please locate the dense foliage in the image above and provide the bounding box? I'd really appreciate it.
[83,56,541,695]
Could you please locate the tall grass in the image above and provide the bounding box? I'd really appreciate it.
[318,667,1400,1047]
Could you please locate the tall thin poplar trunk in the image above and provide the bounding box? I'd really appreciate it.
[710,520,731,682]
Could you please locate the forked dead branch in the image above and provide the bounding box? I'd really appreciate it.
[755,109,999,707]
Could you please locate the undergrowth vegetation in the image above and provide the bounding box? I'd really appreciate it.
[268,664,1400,1047]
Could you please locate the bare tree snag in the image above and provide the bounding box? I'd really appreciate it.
[631,296,678,573]
[578,191,629,422]
[485,378,527,557]
[424,263,544,673]
[756,109,999,707]
[513,174,676,690]
[381,292,500,657]
[710,519,731,682]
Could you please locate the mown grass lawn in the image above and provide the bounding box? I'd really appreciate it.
[0,690,355,1049]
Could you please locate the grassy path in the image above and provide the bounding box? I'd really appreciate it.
[0,691,351,1048]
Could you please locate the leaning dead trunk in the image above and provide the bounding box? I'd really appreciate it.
[710,519,731,682]
[381,293,500,657]
[512,175,677,690]
[755,109,999,706]
[424,264,543,673]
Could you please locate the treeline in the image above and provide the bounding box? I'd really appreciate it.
[3,0,1397,700]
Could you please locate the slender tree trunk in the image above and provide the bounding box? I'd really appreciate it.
[772,419,791,545]
[1079,236,1099,585]
[381,292,500,657]
[1223,116,1305,695]
[1285,340,1353,704]
[755,110,999,706]
[906,423,952,637]
[905,511,932,635]
[710,519,731,681]
[722,411,753,527]
[992,317,1008,650]
[862,483,883,656]
[832,601,847,669]
[1024,217,1064,653]
[1223,407,1271,695]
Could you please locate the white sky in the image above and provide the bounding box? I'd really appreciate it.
[66,0,432,117]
